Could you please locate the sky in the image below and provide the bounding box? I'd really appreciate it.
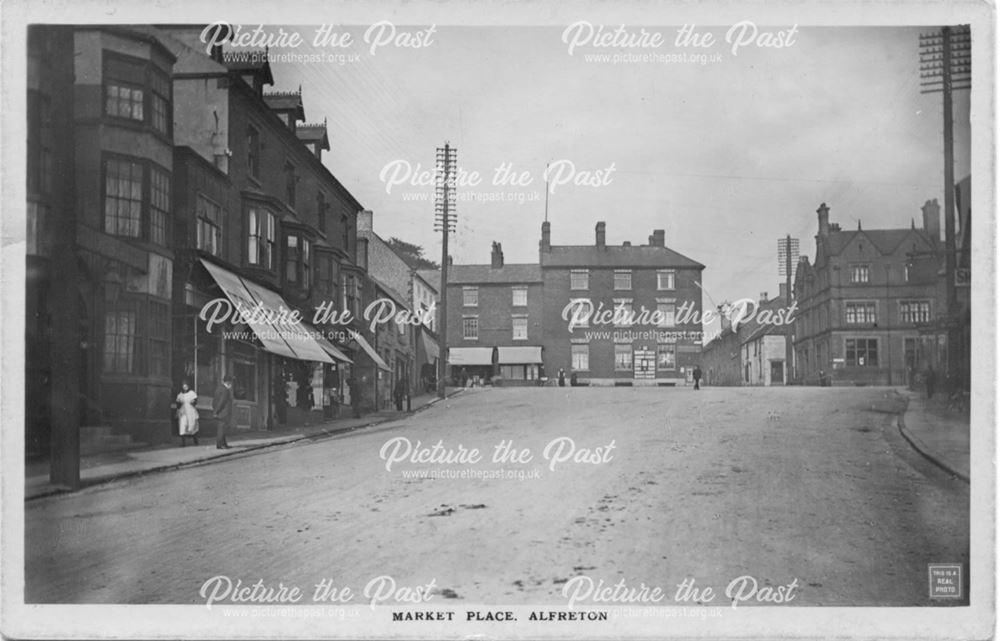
[261,24,971,337]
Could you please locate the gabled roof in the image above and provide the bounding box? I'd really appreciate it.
[417,269,441,291]
[447,264,542,285]
[264,90,306,121]
[823,227,933,258]
[541,244,704,269]
[296,123,330,151]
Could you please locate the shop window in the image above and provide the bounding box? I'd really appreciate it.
[657,343,676,370]
[571,344,589,371]
[845,338,878,367]
[614,344,633,371]
[232,360,256,401]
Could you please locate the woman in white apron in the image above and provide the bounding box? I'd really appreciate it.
[176,381,200,446]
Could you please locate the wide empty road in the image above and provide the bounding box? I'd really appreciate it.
[25,386,969,606]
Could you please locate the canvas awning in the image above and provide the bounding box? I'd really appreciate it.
[307,325,353,363]
[348,330,391,371]
[497,346,543,364]
[448,347,495,366]
[421,331,440,360]
[200,259,333,363]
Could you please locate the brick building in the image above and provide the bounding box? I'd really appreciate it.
[439,243,545,385]
[793,202,943,386]
[540,221,705,385]
[27,26,180,457]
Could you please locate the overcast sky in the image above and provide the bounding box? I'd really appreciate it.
[266,25,971,334]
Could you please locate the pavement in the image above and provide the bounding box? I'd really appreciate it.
[24,389,464,500]
[896,388,971,483]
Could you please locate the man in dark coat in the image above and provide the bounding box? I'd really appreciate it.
[212,374,235,449]
[692,366,702,390]
[347,376,362,418]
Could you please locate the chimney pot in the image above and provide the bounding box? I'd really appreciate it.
[490,241,504,268]
[595,221,606,248]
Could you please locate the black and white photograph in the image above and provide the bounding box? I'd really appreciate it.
[1,1,995,639]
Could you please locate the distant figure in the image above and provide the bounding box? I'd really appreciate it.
[570,372,578,387]
[558,368,566,387]
[212,375,234,450]
[347,376,362,418]
[925,366,937,399]
[692,366,702,390]
[393,377,405,411]
[175,380,199,447]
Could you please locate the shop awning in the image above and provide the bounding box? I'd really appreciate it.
[448,347,495,366]
[200,259,333,363]
[421,331,440,361]
[497,346,543,364]
[308,326,353,363]
[348,330,391,371]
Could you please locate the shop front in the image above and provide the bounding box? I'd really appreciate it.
[448,347,496,386]
[496,346,543,385]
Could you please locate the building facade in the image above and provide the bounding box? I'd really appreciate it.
[440,244,545,385]
[540,221,705,386]
[793,202,943,386]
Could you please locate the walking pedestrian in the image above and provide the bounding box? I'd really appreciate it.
[693,365,702,390]
[175,380,199,447]
[212,374,235,450]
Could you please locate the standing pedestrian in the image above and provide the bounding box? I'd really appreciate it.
[393,377,405,411]
[175,380,199,447]
[348,376,362,418]
[558,368,566,387]
[925,366,937,399]
[212,374,235,450]
[693,365,702,390]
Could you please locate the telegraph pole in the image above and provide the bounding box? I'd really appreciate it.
[919,25,970,380]
[434,143,457,398]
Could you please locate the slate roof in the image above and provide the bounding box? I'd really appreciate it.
[443,264,542,285]
[823,228,933,257]
[540,245,704,269]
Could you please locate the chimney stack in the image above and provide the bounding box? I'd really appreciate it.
[540,221,551,251]
[817,203,830,237]
[490,241,504,268]
[759,292,768,304]
[595,221,606,248]
[357,209,374,233]
[650,229,665,247]
[922,199,941,245]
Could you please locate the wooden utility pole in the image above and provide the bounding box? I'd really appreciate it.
[920,25,970,381]
[434,143,457,398]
